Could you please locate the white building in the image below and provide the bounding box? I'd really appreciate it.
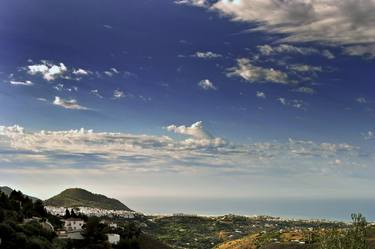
[64,218,85,232]
[107,233,120,245]
[57,230,84,240]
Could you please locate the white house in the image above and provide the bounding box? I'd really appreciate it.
[57,230,84,240]
[107,233,120,245]
[64,218,85,232]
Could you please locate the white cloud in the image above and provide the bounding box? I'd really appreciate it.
[0,123,367,179]
[322,50,336,59]
[28,62,67,81]
[256,91,266,99]
[278,98,306,110]
[103,24,113,29]
[198,79,216,90]
[293,87,316,95]
[288,64,322,73]
[166,121,213,139]
[194,51,222,59]
[227,58,289,84]
[257,44,334,59]
[37,98,47,102]
[344,44,375,58]
[53,83,64,91]
[174,0,208,7]
[278,97,287,106]
[356,97,367,104]
[10,80,33,86]
[211,0,375,57]
[90,89,103,99]
[53,96,89,110]
[73,68,89,75]
[113,89,125,99]
[104,68,120,77]
[364,131,375,140]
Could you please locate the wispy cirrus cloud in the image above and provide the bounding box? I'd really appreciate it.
[180,0,375,58]
[211,0,375,56]
[257,44,335,59]
[28,61,68,81]
[10,80,34,86]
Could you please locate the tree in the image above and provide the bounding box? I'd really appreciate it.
[0,208,5,222]
[82,217,108,245]
[319,213,368,249]
[33,200,47,217]
[64,209,71,219]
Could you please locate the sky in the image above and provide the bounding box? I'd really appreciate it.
[0,0,374,203]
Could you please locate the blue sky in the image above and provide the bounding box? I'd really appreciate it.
[0,0,374,201]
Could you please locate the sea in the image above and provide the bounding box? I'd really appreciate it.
[124,197,375,222]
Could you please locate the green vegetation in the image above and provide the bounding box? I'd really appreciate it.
[143,214,374,249]
[44,188,132,211]
[143,214,327,249]
[1,186,40,202]
[319,213,368,249]
[0,189,169,249]
[0,190,57,249]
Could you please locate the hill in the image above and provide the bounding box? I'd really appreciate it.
[0,186,13,195]
[44,188,132,211]
[0,185,40,202]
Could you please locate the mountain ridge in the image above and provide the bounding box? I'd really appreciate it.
[0,186,40,202]
[44,187,133,211]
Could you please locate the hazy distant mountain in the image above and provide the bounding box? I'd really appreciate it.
[0,186,40,202]
[44,188,132,211]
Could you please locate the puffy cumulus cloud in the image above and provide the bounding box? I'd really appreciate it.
[166,121,213,139]
[26,61,91,81]
[257,44,334,59]
[210,0,375,57]
[10,80,33,86]
[198,79,216,90]
[0,125,25,135]
[0,124,368,177]
[194,51,222,59]
[53,96,89,110]
[227,58,289,84]
[28,62,67,81]
[113,89,125,99]
[256,91,266,99]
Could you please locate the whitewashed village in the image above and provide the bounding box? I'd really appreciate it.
[45,206,137,245]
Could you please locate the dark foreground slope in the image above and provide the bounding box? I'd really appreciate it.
[45,188,132,211]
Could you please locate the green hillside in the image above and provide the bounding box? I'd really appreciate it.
[44,188,132,211]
